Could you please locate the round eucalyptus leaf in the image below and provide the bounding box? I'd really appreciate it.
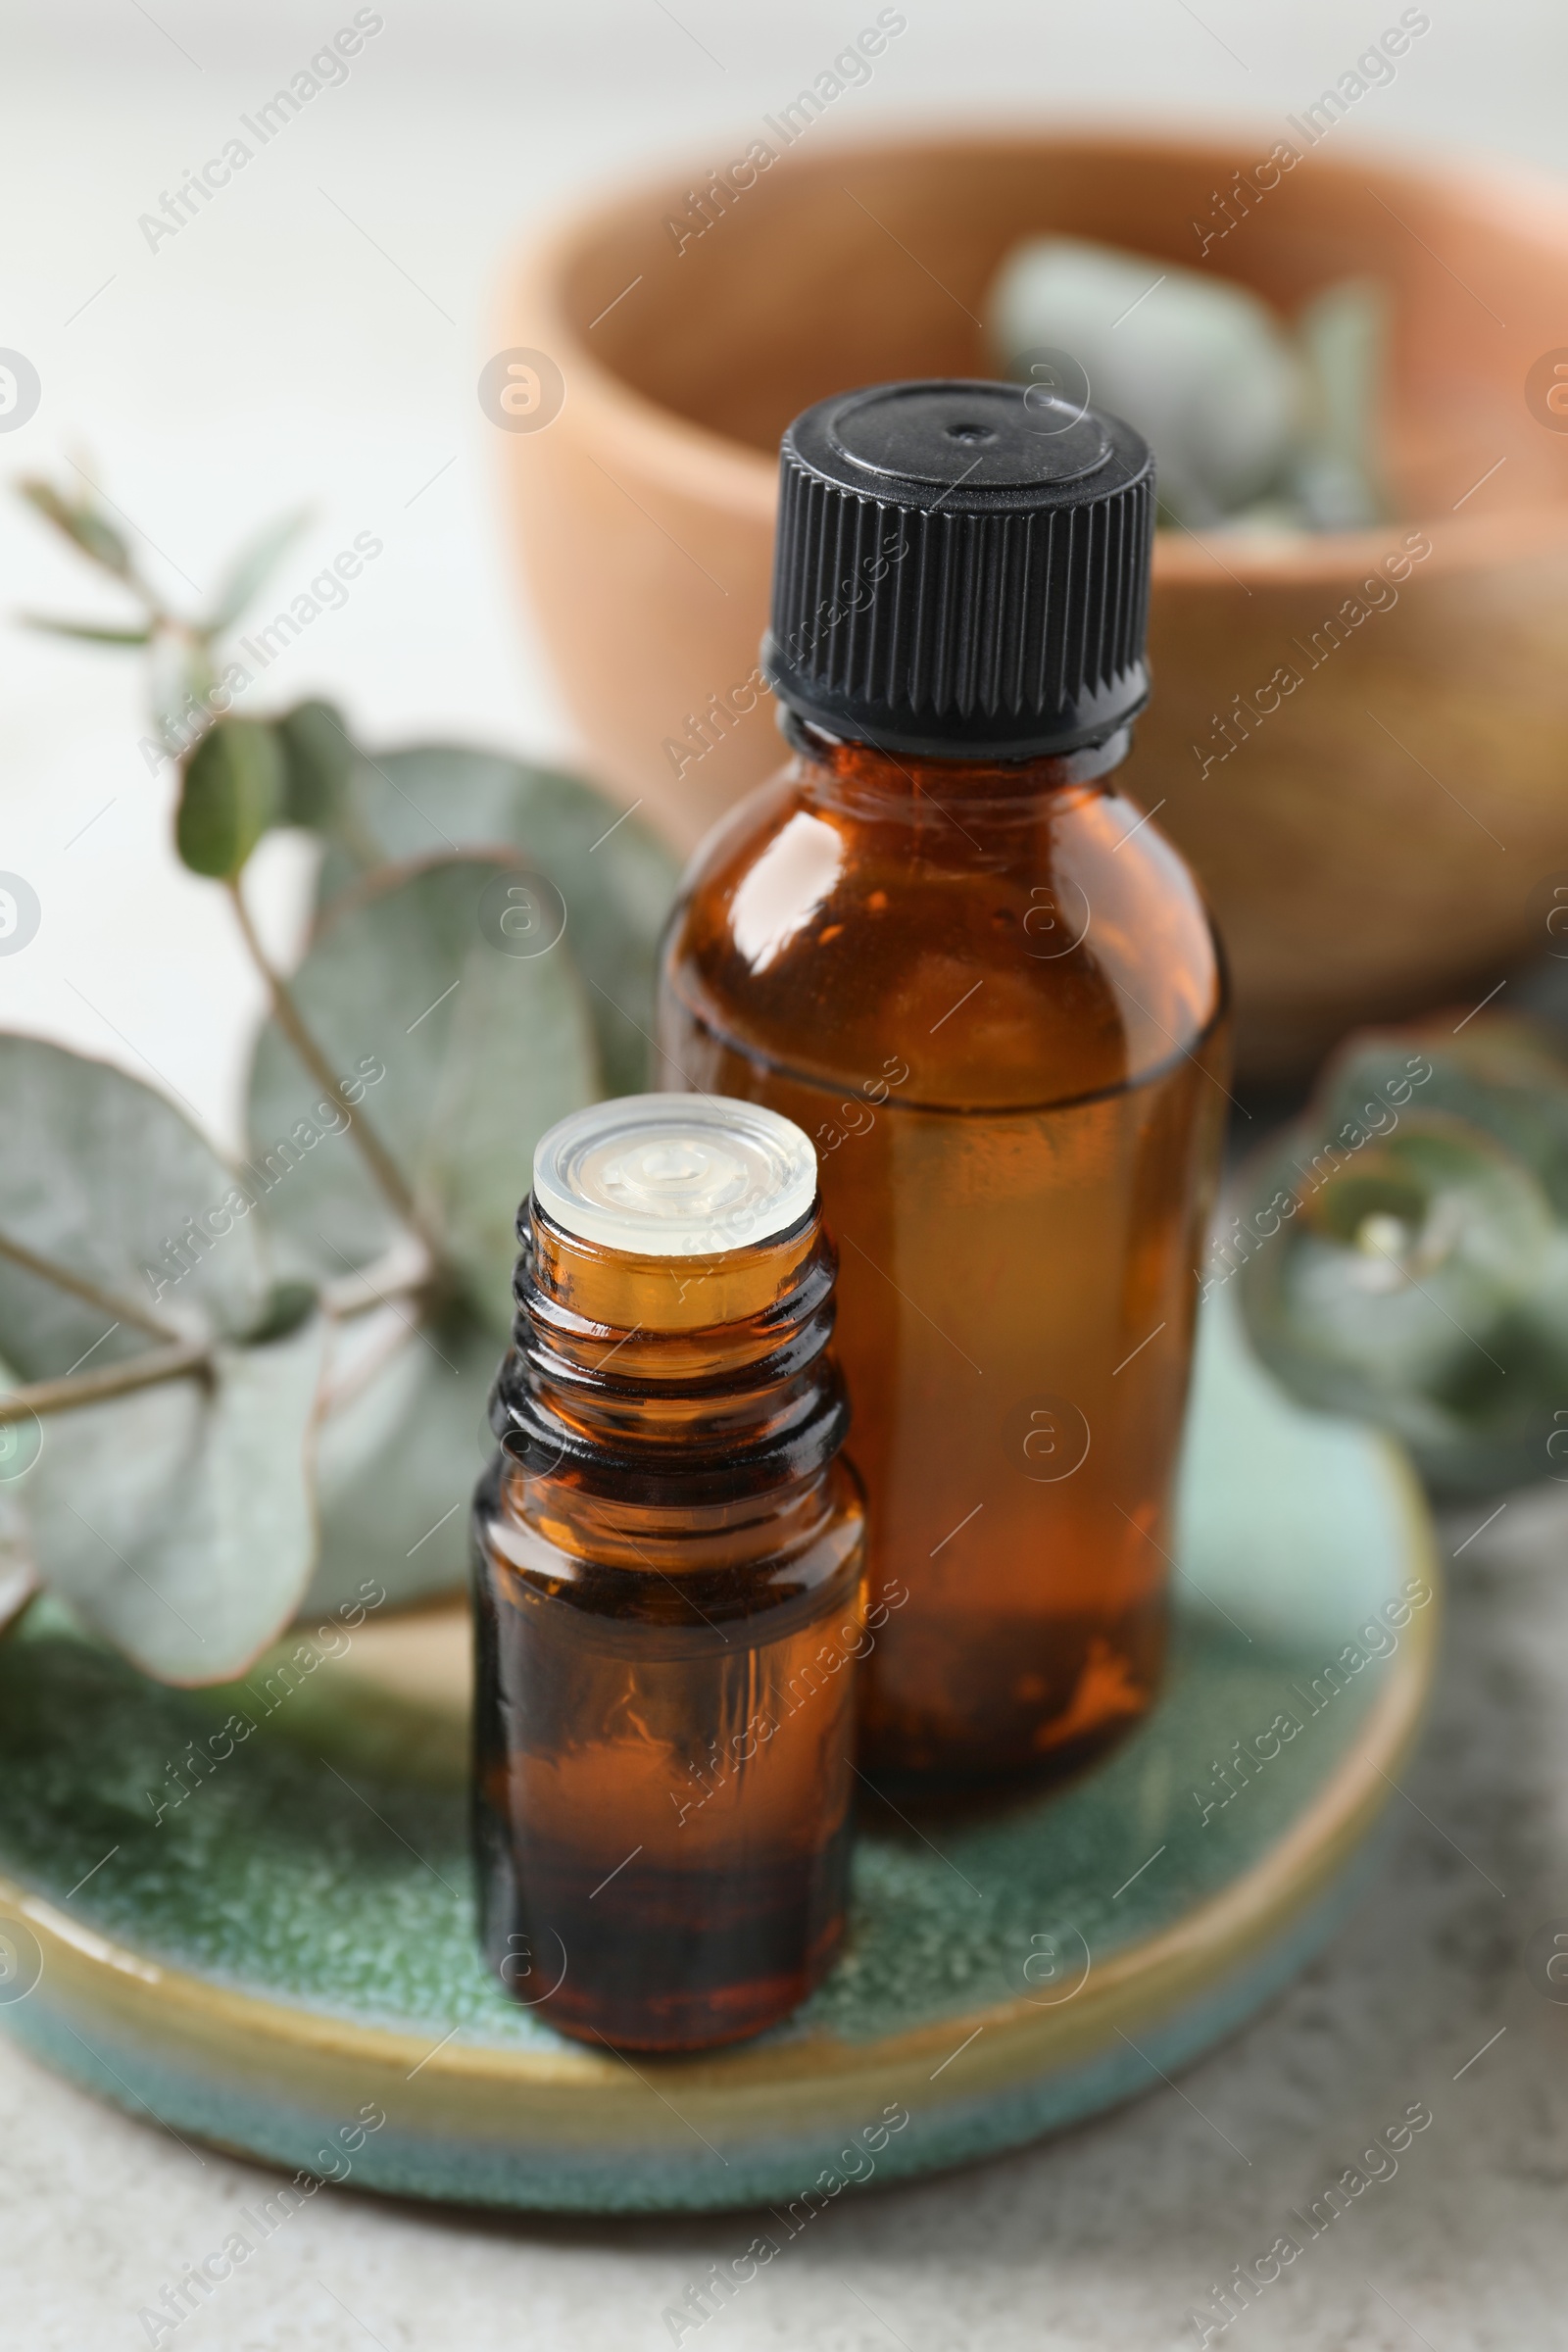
[316,744,679,1097]
[247,852,599,1336]
[276,699,355,832]
[0,1035,270,1377]
[1245,1117,1549,1385]
[1240,1110,1568,1494]
[175,716,285,879]
[15,1311,328,1684]
[988,238,1302,522]
[1319,1019,1568,1223]
[306,1307,497,1611]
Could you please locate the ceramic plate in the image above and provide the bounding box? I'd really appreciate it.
[0,1305,1437,2212]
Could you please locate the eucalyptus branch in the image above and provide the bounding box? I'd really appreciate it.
[0,1249,441,1430]
[224,879,444,1268]
[0,1338,211,1424]
[0,1227,180,1346]
[20,476,166,626]
[320,1247,443,1321]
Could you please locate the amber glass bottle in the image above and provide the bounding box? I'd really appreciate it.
[472,1095,866,2050]
[658,381,1229,1788]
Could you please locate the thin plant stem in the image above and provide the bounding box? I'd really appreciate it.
[0,1337,211,1423]
[224,879,441,1265]
[320,1249,438,1321]
[0,1256,434,1428]
[0,1228,179,1345]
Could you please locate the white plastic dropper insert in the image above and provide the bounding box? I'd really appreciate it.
[532,1094,817,1258]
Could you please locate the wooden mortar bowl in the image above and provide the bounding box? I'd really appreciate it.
[499,127,1568,1076]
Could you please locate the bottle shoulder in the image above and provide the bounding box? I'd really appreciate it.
[476,1455,865,1630]
[660,764,1228,1110]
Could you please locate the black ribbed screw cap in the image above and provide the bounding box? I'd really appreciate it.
[762,379,1156,760]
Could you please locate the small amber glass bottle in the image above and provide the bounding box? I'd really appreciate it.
[472,1095,866,2050]
[658,381,1230,1788]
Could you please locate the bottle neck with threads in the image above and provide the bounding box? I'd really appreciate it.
[484,1097,852,1592]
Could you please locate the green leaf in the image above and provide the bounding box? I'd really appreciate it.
[276,699,356,831]
[988,238,1301,524]
[0,1038,325,1679]
[1317,1018,1568,1220]
[19,478,134,580]
[175,716,285,878]
[305,1308,495,1610]
[19,615,153,647]
[16,1312,329,1683]
[317,744,680,1096]
[0,1036,270,1374]
[1238,1111,1568,1494]
[247,852,600,1335]
[203,507,310,637]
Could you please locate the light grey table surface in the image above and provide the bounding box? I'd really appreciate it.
[4,5,1567,2343]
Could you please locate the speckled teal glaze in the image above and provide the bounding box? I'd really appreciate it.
[6,1856,1379,2216]
[0,1306,1437,2210]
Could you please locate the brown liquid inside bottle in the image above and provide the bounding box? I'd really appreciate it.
[657,716,1229,1787]
[473,1183,866,2049]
